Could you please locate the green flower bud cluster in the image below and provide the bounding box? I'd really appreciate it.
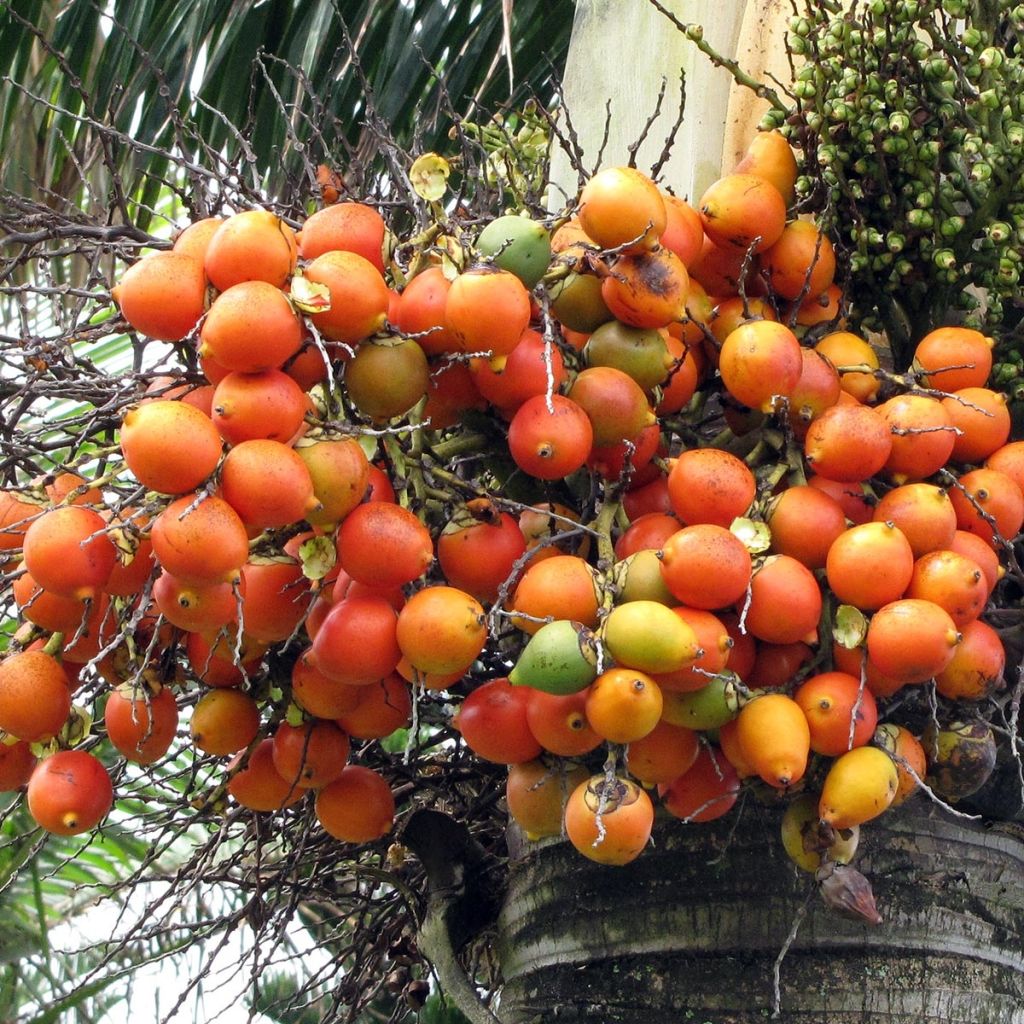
[772,0,1024,368]
[456,101,550,209]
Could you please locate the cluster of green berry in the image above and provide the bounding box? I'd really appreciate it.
[765,0,1024,371]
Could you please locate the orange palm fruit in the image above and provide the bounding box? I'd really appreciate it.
[578,167,666,252]
[204,209,298,291]
[396,585,487,676]
[27,750,113,836]
[0,649,72,742]
[200,280,304,372]
[120,400,223,495]
[585,668,663,744]
[736,693,811,788]
[914,326,994,393]
[296,201,387,272]
[719,320,802,413]
[564,774,654,866]
[866,598,961,685]
[698,173,786,253]
[506,760,589,841]
[813,331,879,403]
[873,723,927,807]
[111,251,207,341]
[733,129,798,204]
[761,220,836,301]
[794,672,878,757]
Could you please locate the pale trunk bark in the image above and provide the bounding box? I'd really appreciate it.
[548,0,748,203]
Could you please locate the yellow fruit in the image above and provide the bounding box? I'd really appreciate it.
[819,746,898,829]
[602,600,701,675]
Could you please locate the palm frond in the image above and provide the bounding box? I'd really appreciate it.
[1,0,573,214]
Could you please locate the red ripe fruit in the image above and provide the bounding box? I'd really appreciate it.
[27,750,114,836]
[336,501,433,589]
[507,394,594,480]
[454,678,542,764]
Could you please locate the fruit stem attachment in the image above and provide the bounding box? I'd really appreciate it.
[591,496,621,568]
[42,631,65,659]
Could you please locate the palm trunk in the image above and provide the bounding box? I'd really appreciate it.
[497,803,1024,1023]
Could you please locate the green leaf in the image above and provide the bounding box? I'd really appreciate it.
[833,604,869,649]
[298,535,336,581]
[730,517,773,554]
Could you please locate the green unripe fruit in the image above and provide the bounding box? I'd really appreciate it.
[940,215,965,239]
[509,619,599,695]
[660,672,743,731]
[987,222,1012,244]
[888,112,910,134]
[476,215,552,290]
[961,26,983,49]
[997,260,1019,286]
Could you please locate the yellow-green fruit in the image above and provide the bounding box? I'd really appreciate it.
[603,600,701,675]
[550,271,612,332]
[819,746,898,829]
[344,336,429,421]
[614,550,677,606]
[584,320,674,391]
[781,792,859,872]
[923,719,997,801]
